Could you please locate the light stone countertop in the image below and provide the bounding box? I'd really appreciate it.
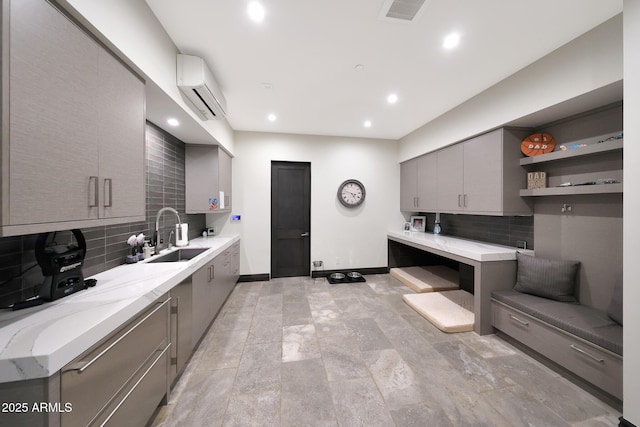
[0,234,239,384]
[387,230,519,262]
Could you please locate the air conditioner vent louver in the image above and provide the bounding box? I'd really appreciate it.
[177,54,227,121]
[380,0,427,22]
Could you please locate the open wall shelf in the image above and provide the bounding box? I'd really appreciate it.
[520,183,623,197]
[520,139,623,166]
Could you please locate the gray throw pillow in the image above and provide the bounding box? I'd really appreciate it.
[606,276,623,325]
[513,253,579,302]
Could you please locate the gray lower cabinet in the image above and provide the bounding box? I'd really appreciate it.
[170,279,192,385]
[492,300,622,399]
[185,145,232,213]
[436,128,531,215]
[60,294,171,427]
[191,247,240,346]
[191,258,217,346]
[400,152,437,212]
[1,0,144,236]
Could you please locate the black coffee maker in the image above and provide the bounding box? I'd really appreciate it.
[35,229,87,301]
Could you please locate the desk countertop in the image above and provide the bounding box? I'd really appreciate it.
[388,230,519,262]
[0,235,239,383]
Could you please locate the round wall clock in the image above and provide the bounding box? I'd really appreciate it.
[337,179,366,207]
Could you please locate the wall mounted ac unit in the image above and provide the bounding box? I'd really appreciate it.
[177,54,227,120]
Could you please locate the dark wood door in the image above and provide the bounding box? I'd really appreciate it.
[271,161,311,278]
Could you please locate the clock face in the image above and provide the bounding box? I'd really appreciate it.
[338,179,366,207]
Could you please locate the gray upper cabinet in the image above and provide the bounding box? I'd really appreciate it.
[1,0,145,236]
[400,152,437,212]
[436,128,531,215]
[185,145,232,213]
[435,143,465,212]
[97,49,145,221]
[437,129,531,215]
[403,128,532,216]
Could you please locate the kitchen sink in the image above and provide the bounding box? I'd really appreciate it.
[147,247,209,263]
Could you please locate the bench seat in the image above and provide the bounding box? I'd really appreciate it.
[492,290,622,356]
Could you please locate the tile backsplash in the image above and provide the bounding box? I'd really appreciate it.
[0,122,205,307]
[420,213,534,249]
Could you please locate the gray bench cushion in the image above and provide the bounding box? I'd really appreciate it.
[492,290,623,356]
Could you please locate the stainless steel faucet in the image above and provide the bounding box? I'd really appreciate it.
[154,207,182,251]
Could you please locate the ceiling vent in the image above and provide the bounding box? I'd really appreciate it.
[177,54,227,120]
[378,0,428,22]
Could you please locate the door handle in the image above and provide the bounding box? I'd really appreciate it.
[301,232,309,237]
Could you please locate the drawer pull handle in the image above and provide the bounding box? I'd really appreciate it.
[570,344,604,363]
[64,297,171,374]
[509,315,529,326]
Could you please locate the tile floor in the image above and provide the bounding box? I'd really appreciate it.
[152,274,621,427]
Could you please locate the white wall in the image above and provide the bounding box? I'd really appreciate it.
[623,1,640,423]
[399,14,622,162]
[213,132,404,275]
[61,0,235,153]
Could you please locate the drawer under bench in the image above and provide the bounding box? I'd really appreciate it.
[491,298,622,400]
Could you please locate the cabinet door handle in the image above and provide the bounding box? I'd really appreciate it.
[301,232,309,237]
[104,178,113,207]
[570,344,604,363]
[508,314,529,326]
[464,194,468,207]
[89,176,99,208]
[457,194,462,207]
[416,197,419,208]
[209,265,215,282]
[63,297,171,374]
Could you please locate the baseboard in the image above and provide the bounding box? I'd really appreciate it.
[311,267,389,278]
[238,273,270,282]
[620,417,638,427]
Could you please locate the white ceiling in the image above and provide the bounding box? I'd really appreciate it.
[145,0,622,141]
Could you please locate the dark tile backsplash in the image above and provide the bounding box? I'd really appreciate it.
[0,122,205,307]
[419,212,534,249]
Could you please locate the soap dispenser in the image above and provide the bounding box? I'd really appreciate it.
[433,213,442,235]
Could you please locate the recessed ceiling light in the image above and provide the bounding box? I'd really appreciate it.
[443,32,460,49]
[364,120,372,128]
[248,2,265,22]
[268,113,277,122]
[167,118,179,127]
[354,64,365,72]
[387,93,398,104]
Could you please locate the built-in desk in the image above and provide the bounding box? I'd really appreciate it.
[387,230,520,335]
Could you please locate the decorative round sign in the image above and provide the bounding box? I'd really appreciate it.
[337,179,365,207]
[521,133,556,156]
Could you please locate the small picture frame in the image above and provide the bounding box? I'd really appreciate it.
[410,216,426,232]
[403,222,411,232]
